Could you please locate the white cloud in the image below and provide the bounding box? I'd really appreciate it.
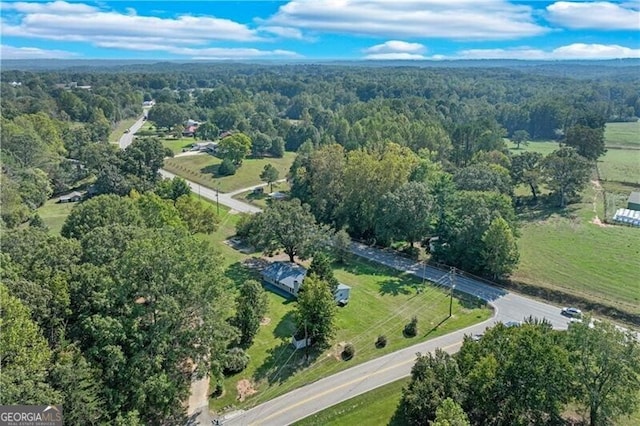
[0,43,77,59]
[546,1,640,30]
[259,26,306,40]
[89,40,301,59]
[267,0,547,40]
[363,40,427,59]
[1,1,262,44]
[455,43,640,60]
[364,40,426,54]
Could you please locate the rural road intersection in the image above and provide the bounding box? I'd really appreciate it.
[125,115,576,425]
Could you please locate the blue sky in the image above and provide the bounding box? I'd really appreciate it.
[1,1,639,60]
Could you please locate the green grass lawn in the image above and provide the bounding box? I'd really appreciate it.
[513,184,640,314]
[162,137,197,154]
[507,140,561,156]
[233,181,291,208]
[293,377,410,426]
[108,117,139,142]
[209,253,491,414]
[598,148,640,184]
[36,198,78,234]
[605,121,640,148]
[163,152,296,193]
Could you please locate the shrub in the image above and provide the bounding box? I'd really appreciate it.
[223,347,250,375]
[404,316,418,337]
[375,335,387,348]
[218,158,237,176]
[342,343,355,360]
[403,246,421,260]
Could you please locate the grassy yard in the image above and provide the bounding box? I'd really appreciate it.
[163,152,296,193]
[209,253,491,414]
[513,183,640,315]
[293,377,410,426]
[233,181,291,209]
[36,198,78,234]
[605,121,640,148]
[108,117,139,142]
[162,137,197,154]
[507,140,561,156]
[598,148,640,184]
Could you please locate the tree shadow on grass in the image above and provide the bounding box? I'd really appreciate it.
[252,341,322,387]
[224,261,260,288]
[388,400,410,426]
[516,195,580,222]
[200,164,220,176]
[379,278,415,296]
[456,291,487,310]
[273,311,296,339]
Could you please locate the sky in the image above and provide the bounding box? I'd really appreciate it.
[1,0,639,61]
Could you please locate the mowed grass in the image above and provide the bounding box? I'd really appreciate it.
[599,148,640,184]
[162,137,197,154]
[36,198,77,234]
[163,152,295,193]
[513,184,640,314]
[108,117,139,142]
[507,140,561,156]
[233,181,291,209]
[293,377,410,426]
[605,121,640,148]
[210,254,492,414]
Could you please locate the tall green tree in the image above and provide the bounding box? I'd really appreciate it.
[0,284,60,405]
[217,133,252,166]
[543,147,592,207]
[307,252,339,294]
[247,199,329,262]
[175,195,219,235]
[147,103,187,130]
[511,151,543,201]
[481,217,519,279]
[375,181,435,247]
[565,318,640,426]
[454,164,513,196]
[511,129,530,149]
[233,279,269,347]
[564,124,606,161]
[294,275,336,348]
[259,163,280,193]
[196,121,219,141]
[61,194,143,240]
[432,398,470,426]
[155,177,192,204]
[401,349,464,425]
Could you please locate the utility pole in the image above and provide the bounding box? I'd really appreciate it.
[216,183,220,215]
[449,267,456,318]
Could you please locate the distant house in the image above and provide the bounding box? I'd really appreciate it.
[628,192,640,211]
[183,125,198,137]
[142,100,155,107]
[191,141,217,152]
[261,261,351,304]
[10,81,21,87]
[219,130,233,139]
[58,191,83,203]
[269,191,287,200]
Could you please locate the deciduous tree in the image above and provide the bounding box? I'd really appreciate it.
[543,147,591,207]
[217,132,252,166]
[259,163,279,193]
[294,275,336,348]
[481,217,519,279]
[511,151,543,200]
[307,252,339,294]
[233,280,269,347]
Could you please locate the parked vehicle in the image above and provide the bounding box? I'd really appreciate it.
[561,307,582,317]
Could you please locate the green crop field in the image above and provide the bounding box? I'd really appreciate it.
[598,148,640,184]
[605,121,640,148]
[209,252,491,414]
[293,377,410,426]
[163,152,295,193]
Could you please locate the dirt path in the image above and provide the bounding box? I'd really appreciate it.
[590,179,607,227]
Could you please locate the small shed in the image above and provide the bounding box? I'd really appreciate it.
[58,191,83,203]
[261,261,351,304]
[335,283,351,306]
[627,192,640,211]
[291,335,312,349]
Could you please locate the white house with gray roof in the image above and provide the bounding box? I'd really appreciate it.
[261,261,351,305]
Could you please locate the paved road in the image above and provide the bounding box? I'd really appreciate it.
[159,169,262,213]
[160,174,574,425]
[118,111,148,150]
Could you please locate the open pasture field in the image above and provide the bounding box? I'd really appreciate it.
[163,152,295,193]
[605,121,640,148]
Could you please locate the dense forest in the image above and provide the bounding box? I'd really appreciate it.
[1,62,639,424]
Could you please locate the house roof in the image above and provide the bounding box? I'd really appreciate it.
[628,192,640,205]
[337,283,351,291]
[59,191,83,200]
[262,262,306,290]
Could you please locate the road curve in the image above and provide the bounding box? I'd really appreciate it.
[160,169,574,426]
